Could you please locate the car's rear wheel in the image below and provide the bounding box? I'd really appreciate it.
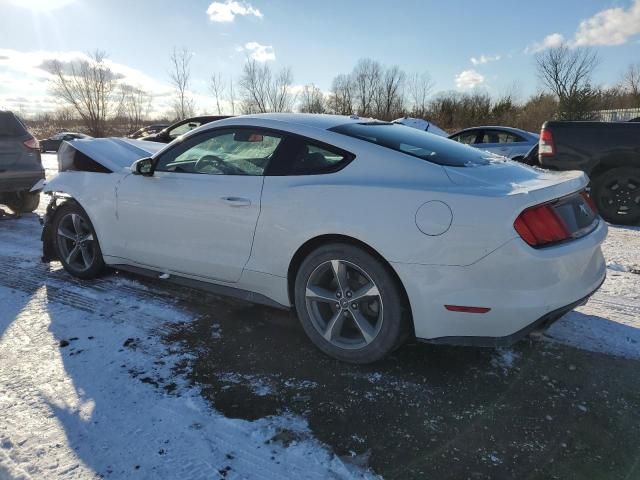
[592,167,640,225]
[5,191,40,214]
[294,243,410,364]
[52,202,105,279]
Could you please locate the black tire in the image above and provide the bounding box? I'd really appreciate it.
[6,191,40,214]
[52,202,105,279]
[591,167,640,225]
[294,243,410,364]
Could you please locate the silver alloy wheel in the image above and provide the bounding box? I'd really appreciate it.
[56,213,96,272]
[305,259,384,350]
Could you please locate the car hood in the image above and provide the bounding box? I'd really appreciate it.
[58,137,165,172]
[443,159,588,203]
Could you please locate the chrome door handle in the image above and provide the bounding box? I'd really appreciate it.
[221,196,251,207]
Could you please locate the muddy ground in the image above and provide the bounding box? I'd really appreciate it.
[154,285,640,480]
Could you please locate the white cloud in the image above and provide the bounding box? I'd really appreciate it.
[455,69,485,90]
[527,0,640,52]
[525,33,565,53]
[470,54,501,65]
[206,1,262,22]
[573,0,640,47]
[242,42,275,62]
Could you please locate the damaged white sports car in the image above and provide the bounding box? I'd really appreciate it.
[42,114,607,363]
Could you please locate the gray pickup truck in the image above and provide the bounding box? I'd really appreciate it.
[0,111,45,214]
[539,120,640,225]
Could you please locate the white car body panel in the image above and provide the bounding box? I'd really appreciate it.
[43,114,607,342]
[114,172,263,283]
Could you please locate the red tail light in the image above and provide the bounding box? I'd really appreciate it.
[514,203,570,247]
[23,137,39,150]
[539,128,554,157]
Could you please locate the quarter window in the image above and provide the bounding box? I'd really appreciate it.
[155,129,282,176]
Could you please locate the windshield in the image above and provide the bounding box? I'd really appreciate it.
[330,122,496,167]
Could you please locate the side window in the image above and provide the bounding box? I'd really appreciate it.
[452,131,478,145]
[479,130,524,144]
[500,132,525,143]
[155,129,282,176]
[169,121,201,139]
[275,138,352,175]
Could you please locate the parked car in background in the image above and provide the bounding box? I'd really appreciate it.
[392,117,449,137]
[128,124,168,139]
[40,132,90,152]
[449,126,539,160]
[0,111,44,214]
[539,120,640,225]
[140,116,230,143]
[42,113,605,364]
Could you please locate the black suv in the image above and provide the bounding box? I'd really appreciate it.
[0,111,45,214]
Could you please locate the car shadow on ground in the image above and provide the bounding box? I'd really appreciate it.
[164,292,640,480]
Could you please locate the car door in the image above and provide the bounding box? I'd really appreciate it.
[114,127,284,283]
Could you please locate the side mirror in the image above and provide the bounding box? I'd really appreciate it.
[132,157,154,176]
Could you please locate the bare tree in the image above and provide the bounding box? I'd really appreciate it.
[48,50,123,136]
[375,65,405,120]
[209,73,225,114]
[239,59,270,113]
[536,45,600,119]
[352,58,382,116]
[407,72,434,117]
[268,67,296,112]
[238,59,295,113]
[327,74,354,115]
[622,63,640,101]
[169,47,195,119]
[299,84,325,113]
[227,76,236,115]
[121,84,152,131]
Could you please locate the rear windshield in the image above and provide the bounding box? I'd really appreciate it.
[0,111,27,137]
[330,122,493,167]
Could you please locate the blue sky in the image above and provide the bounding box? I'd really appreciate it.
[0,0,638,115]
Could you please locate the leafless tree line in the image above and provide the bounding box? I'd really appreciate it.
[47,47,640,138]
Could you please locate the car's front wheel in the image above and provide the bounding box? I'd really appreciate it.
[294,243,410,364]
[52,202,105,279]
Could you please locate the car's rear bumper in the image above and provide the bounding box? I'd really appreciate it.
[0,170,45,194]
[392,219,608,344]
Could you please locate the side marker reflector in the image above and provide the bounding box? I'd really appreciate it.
[445,305,491,314]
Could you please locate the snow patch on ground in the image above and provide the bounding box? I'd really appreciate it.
[490,348,521,373]
[0,281,375,479]
[546,225,640,360]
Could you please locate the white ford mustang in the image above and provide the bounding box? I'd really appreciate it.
[42,114,607,363]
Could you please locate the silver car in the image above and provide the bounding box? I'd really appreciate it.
[449,126,539,161]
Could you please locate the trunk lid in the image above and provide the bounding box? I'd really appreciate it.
[58,138,165,173]
[443,159,588,204]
